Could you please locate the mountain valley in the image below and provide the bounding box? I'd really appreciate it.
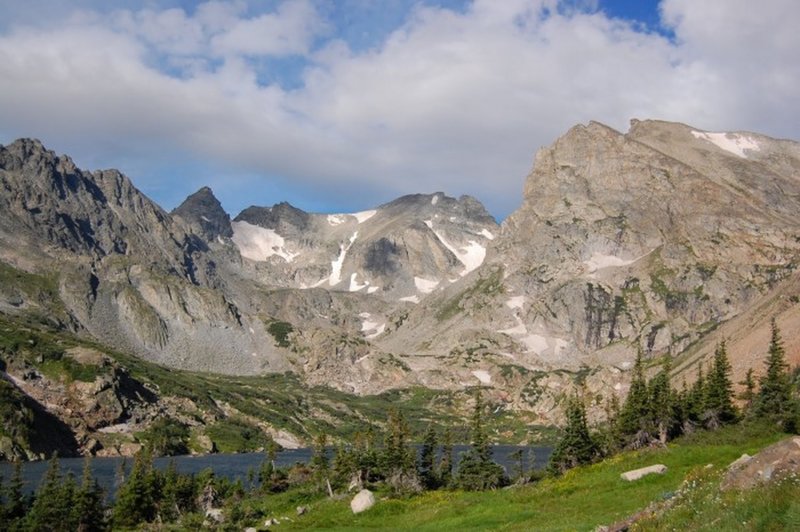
[2,118,800,458]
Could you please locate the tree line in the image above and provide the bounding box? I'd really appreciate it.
[548,319,800,475]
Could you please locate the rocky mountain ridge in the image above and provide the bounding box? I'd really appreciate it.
[1,119,799,430]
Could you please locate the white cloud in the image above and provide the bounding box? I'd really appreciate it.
[0,0,798,218]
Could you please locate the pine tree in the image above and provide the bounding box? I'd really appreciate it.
[159,459,181,523]
[437,427,454,487]
[5,461,27,525]
[619,350,651,446]
[547,395,598,475]
[509,448,528,483]
[382,409,414,476]
[113,450,157,528]
[310,433,332,495]
[455,389,508,490]
[648,358,675,443]
[705,341,738,427]
[74,457,106,532]
[755,320,798,431]
[331,444,358,491]
[418,425,439,489]
[738,368,756,413]
[684,363,707,430]
[27,454,73,531]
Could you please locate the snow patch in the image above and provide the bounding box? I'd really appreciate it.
[353,210,377,223]
[349,272,369,292]
[414,276,440,294]
[200,215,211,222]
[429,227,486,276]
[329,231,358,286]
[367,286,380,294]
[431,195,439,205]
[327,214,347,226]
[505,296,526,310]
[365,324,385,339]
[499,316,527,336]
[692,131,760,158]
[479,228,495,240]
[400,295,420,304]
[583,250,653,277]
[360,313,386,339]
[231,221,300,263]
[472,370,492,384]
[216,236,225,245]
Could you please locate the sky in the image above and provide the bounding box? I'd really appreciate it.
[0,0,798,220]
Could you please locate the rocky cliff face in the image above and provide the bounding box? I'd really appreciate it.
[1,119,799,426]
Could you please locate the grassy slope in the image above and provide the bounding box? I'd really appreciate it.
[244,425,787,531]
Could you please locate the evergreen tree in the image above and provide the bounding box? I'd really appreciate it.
[353,426,379,484]
[619,350,651,447]
[382,409,414,476]
[5,461,27,526]
[509,448,527,483]
[113,450,157,528]
[648,357,676,443]
[755,320,798,432]
[684,363,707,431]
[74,458,106,532]
[27,454,74,532]
[455,390,508,490]
[705,342,738,427]
[310,433,332,495]
[159,459,181,523]
[418,425,439,490]
[437,427,454,487]
[331,444,358,491]
[58,472,79,532]
[0,472,6,530]
[738,368,756,413]
[547,395,598,475]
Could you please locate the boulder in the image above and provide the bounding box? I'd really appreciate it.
[620,464,667,481]
[721,437,800,491]
[296,505,308,516]
[350,489,376,514]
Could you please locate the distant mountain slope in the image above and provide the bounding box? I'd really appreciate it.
[1,119,798,427]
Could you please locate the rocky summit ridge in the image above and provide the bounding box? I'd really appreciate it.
[1,119,799,427]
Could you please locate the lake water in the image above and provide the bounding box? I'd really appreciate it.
[0,445,552,497]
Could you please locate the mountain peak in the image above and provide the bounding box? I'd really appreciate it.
[172,186,232,240]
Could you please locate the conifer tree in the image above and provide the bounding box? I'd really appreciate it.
[5,461,26,526]
[310,433,332,495]
[113,450,157,528]
[705,341,738,427]
[648,358,675,443]
[382,409,414,476]
[27,454,73,531]
[509,448,527,483]
[437,427,454,487]
[74,457,106,532]
[331,444,358,491]
[684,363,707,430]
[159,459,181,523]
[456,389,508,490]
[418,425,439,490]
[755,320,798,432]
[547,395,598,475]
[619,350,651,446]
[738,368,756,413]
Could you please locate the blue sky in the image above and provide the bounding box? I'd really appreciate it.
[1,0,798,220]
